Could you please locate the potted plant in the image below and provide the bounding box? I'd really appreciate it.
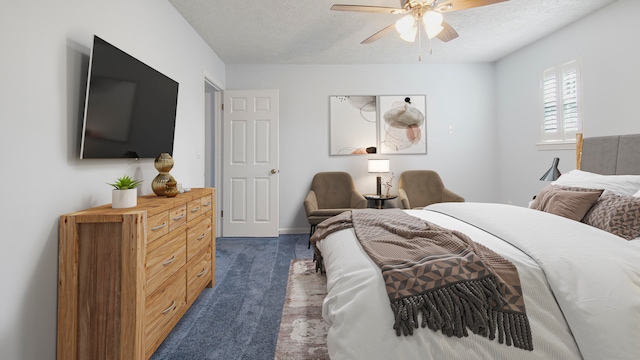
[108,175,143,208]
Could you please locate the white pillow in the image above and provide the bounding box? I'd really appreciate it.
[551,169,640,196]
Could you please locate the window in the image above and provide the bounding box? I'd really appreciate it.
[538,59,582,149]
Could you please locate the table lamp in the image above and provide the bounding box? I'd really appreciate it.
[540,157,561,181]
[368,159,390,195]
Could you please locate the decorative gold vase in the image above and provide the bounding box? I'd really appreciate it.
[165,179,179,197]
[152,153,176,196]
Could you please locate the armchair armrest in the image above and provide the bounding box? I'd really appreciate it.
[304,190,318,217]
[350,191,367,209]
[398,188,411,209]
[442,188,464,203]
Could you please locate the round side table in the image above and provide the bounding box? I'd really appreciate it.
[364,194,397,209]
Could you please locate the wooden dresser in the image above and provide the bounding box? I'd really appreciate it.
[57,188,216,360]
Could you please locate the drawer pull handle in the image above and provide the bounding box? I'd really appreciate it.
[190,206,201,213]
[161,300,176,315]
[173,214,185,221]
[151,223,167,231]
[162,255,176,266]
[197,269,207,277]
[203,202,211,207]
[197,234,206,240]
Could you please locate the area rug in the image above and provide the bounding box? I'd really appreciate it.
[275,259,329,360]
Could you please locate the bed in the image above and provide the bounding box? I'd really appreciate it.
[311,134,640,360]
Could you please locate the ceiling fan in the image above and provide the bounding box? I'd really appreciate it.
[331,0,509,45]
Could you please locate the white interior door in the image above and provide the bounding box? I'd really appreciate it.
[222,89,279,237]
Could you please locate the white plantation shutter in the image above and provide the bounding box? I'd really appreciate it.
[539,59,582,145]
[561,61,579,138]
[542,69,558,136]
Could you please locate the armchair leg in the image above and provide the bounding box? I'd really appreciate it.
[308,224,316,249]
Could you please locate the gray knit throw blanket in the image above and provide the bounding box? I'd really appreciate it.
[311,209,533,351]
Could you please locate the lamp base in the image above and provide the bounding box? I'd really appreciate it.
[376,176,382,196]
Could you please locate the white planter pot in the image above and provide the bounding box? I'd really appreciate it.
[112,189,137,209]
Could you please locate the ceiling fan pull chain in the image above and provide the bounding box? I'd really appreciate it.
[418,25,422,62]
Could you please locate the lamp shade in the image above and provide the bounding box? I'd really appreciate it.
[540,157,561,181]
[399,25,418,42]
[395,14,416,35]
[368,159,390,173]
[395,14,418,42]
[422,11,444,39]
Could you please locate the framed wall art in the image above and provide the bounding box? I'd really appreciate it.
[378,95,426,154]
[329,95,378,155]
[329,94,427,155]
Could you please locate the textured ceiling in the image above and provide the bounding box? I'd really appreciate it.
[168,0,617,64]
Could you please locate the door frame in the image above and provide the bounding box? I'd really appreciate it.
[203,74,223,237]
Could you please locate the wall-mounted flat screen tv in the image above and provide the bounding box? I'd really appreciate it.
[80,35,178,159]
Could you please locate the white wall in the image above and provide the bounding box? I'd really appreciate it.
[226,64,498,232]
[495,0,640,206]
[0,1,225,359]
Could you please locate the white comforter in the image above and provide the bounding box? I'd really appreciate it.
[315,203,640,360]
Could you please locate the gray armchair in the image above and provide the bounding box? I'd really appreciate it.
[304,172,366,247]
[398,170,464,209]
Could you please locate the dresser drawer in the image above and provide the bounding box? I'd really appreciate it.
[187,218,212,261]
[201,194,213,214]
[147,212,169,242]
[187,246,212,304]
[186,199,202,222]
[145,269,186,353]
[187,195,214,222]
[146,232,186,295]
[168,205,187,231]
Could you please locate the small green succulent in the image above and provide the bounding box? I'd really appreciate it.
[108,175,143,190]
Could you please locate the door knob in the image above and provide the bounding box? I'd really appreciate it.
[270,169,279,174]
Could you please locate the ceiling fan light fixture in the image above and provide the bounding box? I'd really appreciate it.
[422,11,443,28]
[399,25,418,42]
[395,14,416,35]
[423,22,443,39]
[422,11,444,39]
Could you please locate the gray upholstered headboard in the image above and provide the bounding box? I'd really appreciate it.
[580,134,640,175]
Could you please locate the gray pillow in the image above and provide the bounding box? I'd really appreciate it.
[531,185,603,221]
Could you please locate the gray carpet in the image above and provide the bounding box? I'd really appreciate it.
[151,234,314,360]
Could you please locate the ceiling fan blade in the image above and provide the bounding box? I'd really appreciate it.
[331,4,404,14]
[435,0,509,12]
[436,21,459,42]
[361,23,397,44]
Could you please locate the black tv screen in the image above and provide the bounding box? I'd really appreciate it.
[80,36,178,159]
